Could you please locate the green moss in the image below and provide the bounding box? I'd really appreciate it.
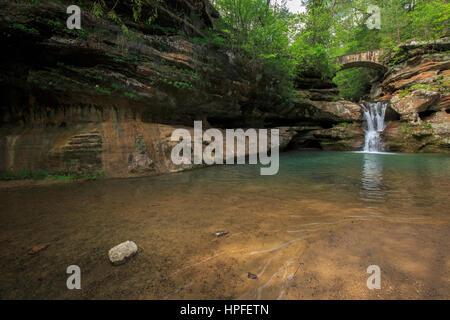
[332,122,357,129]
[174,81,193,89]
[399,83,441,99]
[95,86,111,95]
[34,169,50,180]
[11,23,39,36]
[0,169,105,182]
[86,73,103,81]
[66,65,79,72]
[124,91,137,99]
[36,17,62,29]
[76,28,88,40]
[135,137,147,154]
[398,89,410,98]
[410,84,436,91]
[113,57,127,63]
[111,83,125,90]
[400,123,413,136]
[0,172,14,181]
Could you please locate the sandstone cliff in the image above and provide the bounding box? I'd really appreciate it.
[376,38,450,153]
[0,0,364,178]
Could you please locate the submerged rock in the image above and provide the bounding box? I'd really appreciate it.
[247,272,258,279]
[28,243,50,255]
[390,90,440,121]
[108,241,138,265]
[213,230,229,237]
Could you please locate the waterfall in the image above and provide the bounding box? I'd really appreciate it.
[361,102,387,153]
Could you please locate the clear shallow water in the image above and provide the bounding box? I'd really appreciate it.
[0,151,449,299]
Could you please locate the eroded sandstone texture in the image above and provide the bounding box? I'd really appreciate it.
[2,2,447,179]
[376,39,450,153]
[0,0,367,177]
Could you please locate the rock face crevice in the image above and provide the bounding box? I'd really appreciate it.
[285,72,364,151]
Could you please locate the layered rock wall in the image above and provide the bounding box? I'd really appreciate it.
[0,1,365,178]
[376,38,450,153]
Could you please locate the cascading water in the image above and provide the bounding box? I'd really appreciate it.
[361,102,387,153]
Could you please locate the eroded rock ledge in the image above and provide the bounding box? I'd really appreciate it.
[0,1,366,178]
[4,2,447,181]
[375,38,450,153]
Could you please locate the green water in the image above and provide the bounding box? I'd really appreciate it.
[0,151,449,299]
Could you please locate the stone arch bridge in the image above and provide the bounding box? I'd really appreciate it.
[336,50,387,73]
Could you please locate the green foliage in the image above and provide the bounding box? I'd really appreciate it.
[410,84,435,91]
[398,89,410,98]
[1,172,14,181]
[124,91,138,99]
[11,23,39,35]
[135,137,147,154]
[34,169,50,180]
[333,122,353,128]
[92,1,105,18]
[328,0,449,56]
[76,28,88,40]
[213,0,300,98]
[333,69,372,101]
[290,35,335,79]
[324,0,449,101]
[409,0,450,40]
[37,17,62,29]
[399,83,441,98]
[86,73,103,81]
[111,83,125,90]
[0,169,105,181]
[90,0,163,25]
[17,0,448,105]
[173,81,193,89]
[18,170,32,179]
[95,86,111,95]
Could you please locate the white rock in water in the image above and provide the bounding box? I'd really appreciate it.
[108,241,138,265]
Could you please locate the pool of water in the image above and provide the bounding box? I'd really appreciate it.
[0,151,449,299]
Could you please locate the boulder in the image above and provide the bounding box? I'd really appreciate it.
[390,90,440,121]
[277,127,299,150]
[309,100,362,122]
[108,241,138,265]
[312,125,364,151]
[383,121,449,153]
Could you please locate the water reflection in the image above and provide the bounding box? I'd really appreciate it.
[360,154,386,203]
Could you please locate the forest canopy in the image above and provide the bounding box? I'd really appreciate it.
[88,0,449,100]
